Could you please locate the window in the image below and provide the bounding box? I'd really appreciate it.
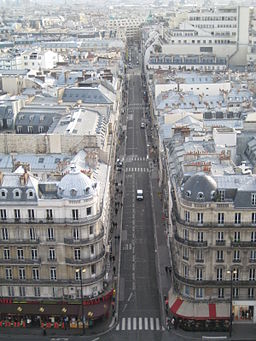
[29,227,36,240]
[217,231,224,241]
[217,250,224,261]
[74,248,81,260]
[87,207,92,216]
[0,209,7,220]
[19,268,26,280]
[183,247,189,260]
[32,268,39,280]
[28,126,33,133]
[197,213,203,224]
[196,268,203,281]
[185,210,190,222]
[49,248,56,260]
[28,209,34,221]
[251,250,256,260]
[14,209,20,220]
[38,126,44,133]
[234,231,240,242]
[91,264,96,275]
[233,250,240,261]
[249,268,256,281]
[251,193,256,206]
[248,288,254,298]
[6,268,12,280]
[196,249,203,261]
[89,226,94,235]
[235,213,241,224]
[3,248,10,260]
[50,268,57,281]
[233,287,239,298]
[251,232,256,242]
[34,287,40,297]
[73,228,79,240]
[8,286,14,297]
[46,209,53,220]
[200,46,213,53]
[90,245,95,255]
[19,286,26,297]
[184,265,189,278]
[31,248,38,260]
[218,288,224,298]
[218,190,225,201]
[17,248,24,260]
[218,213,224,224]
[233,269,239,281]
[2,228,8,240]
[14,190,21,199]
[0,190,7,198]
[217,268,223,281]
[195,287,203,298]
[198,232,204,242]
[184,285,190,296]
[75,269,81,281]
[47,227,54,240]
[252,213,256,224]
[72,209,79,221]
[183,229,189,240]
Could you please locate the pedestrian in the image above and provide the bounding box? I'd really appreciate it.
[169,266,172,274]
[165,266,168,273]
[113,266,116,275]
[115,208,118,215]
[171,317,175,329]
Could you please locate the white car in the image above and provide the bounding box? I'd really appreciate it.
[136,189,144,200]
[140,122,145,129]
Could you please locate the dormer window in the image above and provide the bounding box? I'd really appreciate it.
[85,187,90,194]
[197,192,205,200]
[26,190,34,199]
[70,188,77,197]
[13,189,21,199]
[1,189,7,198]
[185,190,191,198]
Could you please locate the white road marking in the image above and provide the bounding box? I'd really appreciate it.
[144,317,148,330]
[156,318,160,330]
[139,317,143,330]
[121,317,126,330]
[127,317,131,330]
[133,317,137,330]
[150,317,154,330]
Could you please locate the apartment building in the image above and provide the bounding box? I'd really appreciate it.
[166,127,256,329]
[0,158,112,324]
[161,6,250,66]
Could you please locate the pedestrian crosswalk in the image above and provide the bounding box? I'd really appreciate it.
[116,317,161,331]
[125,167,149,173]
[126,156,147,162]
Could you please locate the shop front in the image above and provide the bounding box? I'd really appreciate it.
[0,289,113,330]
[232,301,256,323]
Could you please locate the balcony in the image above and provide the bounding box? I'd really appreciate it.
[0,209,102,226]
[249,259,256,263]
[231,241,256,248]
[47,258,58,263]
[216,240,226,246]
[0,238,40,245]
[64,230,104,245]
[233,259,241,263]
[195,259,204,263]
[0,258,41,265]
[65,251,105,265]
[216,259,225,263]
[174,232,208,247]
[0,269,106,286]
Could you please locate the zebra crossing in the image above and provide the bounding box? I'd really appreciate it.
[125,167,149,173]
[116,317,161,331]
[126,156,147,162]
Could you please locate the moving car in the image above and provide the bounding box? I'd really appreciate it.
[136,189,144,200]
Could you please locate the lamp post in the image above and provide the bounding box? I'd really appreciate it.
[227,269,237,338]
[76,267,86,335]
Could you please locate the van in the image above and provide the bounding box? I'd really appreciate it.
[136,189,144,200]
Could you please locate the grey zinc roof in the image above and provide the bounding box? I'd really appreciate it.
[62,87,113,104]
[182,172,217,202]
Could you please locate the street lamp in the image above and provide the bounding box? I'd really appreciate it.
[76,267,86,335]
[227,269,237,338]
